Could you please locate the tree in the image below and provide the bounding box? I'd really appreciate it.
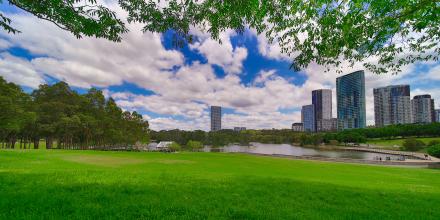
[401,138,425,152]
[186,140,203,151]
[2,1,438,75]
[1,0,127,41]
[120,0,440,74]
[168,142,181,152]
[427,145,440,158]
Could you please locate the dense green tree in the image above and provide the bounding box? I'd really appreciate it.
[2,0,438,74]
[0,77,149,150]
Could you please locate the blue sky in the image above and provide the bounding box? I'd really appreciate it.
[1,2,439,130]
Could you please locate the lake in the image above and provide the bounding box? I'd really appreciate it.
[204,143,412,161]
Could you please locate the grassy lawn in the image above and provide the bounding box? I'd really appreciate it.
[367,137,440,148]
[1,150,440,219]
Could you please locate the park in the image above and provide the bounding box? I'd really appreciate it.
[1,149,440,219]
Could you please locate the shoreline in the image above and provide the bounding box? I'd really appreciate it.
[237,152,440,168]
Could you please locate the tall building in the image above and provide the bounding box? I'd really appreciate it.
[291,123,304,132]
[373,85,411,127]
[302,104,315,132]
[336,70,366,130]
[411,95,435,124]
[210,106,222,131]
[317,118,338,132]
[435,109,440,122]
[233,127,246,132]
[312,89,332,131]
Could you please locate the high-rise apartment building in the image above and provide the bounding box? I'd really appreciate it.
[312,89,332,131]
[373,85,411,127]
[291,123,304,132]
[435,109,440,123]
[210,106,222,131]
[336,70,366,130]
[411,95,435,124]
[302,104,315,132]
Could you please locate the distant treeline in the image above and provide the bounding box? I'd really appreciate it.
[0,77,149,149]
[151,123,440,147]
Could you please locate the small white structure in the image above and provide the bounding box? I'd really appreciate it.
[147,142,158,151]
[155,141,173,151]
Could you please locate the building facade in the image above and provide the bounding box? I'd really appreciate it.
[302,104,315,132]
[411,95,435,124]
[336,70,366,130]
[312,89,332,131]
[373,85,411,127]
[435,109,440,122]
[210,106,222,131]
[291,123,304,132]
[233,127,246,132]
[317,118,338,132]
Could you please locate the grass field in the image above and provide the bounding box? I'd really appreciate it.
[367,137,440,148]
[1,150,440,219]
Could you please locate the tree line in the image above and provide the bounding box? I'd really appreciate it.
[151,123,440,147]
[0,77,149,150]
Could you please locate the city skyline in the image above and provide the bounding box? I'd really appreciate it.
[0,3,439,131]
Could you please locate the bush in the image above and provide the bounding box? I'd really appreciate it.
[168,142,181,152]
[427,140,440,147]
[186,140,203,151]
[427,145,440,158]
[401,138,425,151]
[328,140,339,146]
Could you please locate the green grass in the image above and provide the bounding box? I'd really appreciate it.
[367,137,440,148]
[1,150,440,219]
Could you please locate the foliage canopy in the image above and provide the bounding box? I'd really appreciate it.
[1,0,439,74]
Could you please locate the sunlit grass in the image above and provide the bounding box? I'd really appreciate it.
[1,150,439,219]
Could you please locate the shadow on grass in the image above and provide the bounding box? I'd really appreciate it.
[0,171,439,220]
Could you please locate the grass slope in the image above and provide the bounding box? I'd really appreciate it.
[367,137,440,148]
[1,150,440,219]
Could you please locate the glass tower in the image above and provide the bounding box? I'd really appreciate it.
[210,106,222,131]
[301,104,315,132]
[336,70,366,130]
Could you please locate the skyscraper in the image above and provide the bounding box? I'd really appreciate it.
[312,89,332,131]
[210,106,222,131]
[302,104,315,132]
[336,70,366,130]
[373,85,411,127]
[435,109,440,123]
[411,95,435,124]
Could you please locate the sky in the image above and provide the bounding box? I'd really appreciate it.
[0,1,439,131]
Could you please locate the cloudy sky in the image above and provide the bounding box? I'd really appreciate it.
[1,2,439,131]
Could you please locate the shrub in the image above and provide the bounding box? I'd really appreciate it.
[168,142,181,152]
[186,140,203,151]
[328,140,339,146]
[401,138,425,151]
[427,140,440,147]
[427,145,440,158]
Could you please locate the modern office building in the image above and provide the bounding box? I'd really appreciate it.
[312,89,332,131]
[233,127,246,132]
[291,123,304,132]
[302,104,315,132]
[317,118,338,132]
[210,106,222,131]
[435,109,440,122]
[336,70,366,130]
[411,95,435,124]
[373,85,411,127]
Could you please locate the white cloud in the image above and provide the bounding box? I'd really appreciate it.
[190,30,248,74]
[0,52,44,88]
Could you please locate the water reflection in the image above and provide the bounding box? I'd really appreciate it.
[204,143,409,161]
